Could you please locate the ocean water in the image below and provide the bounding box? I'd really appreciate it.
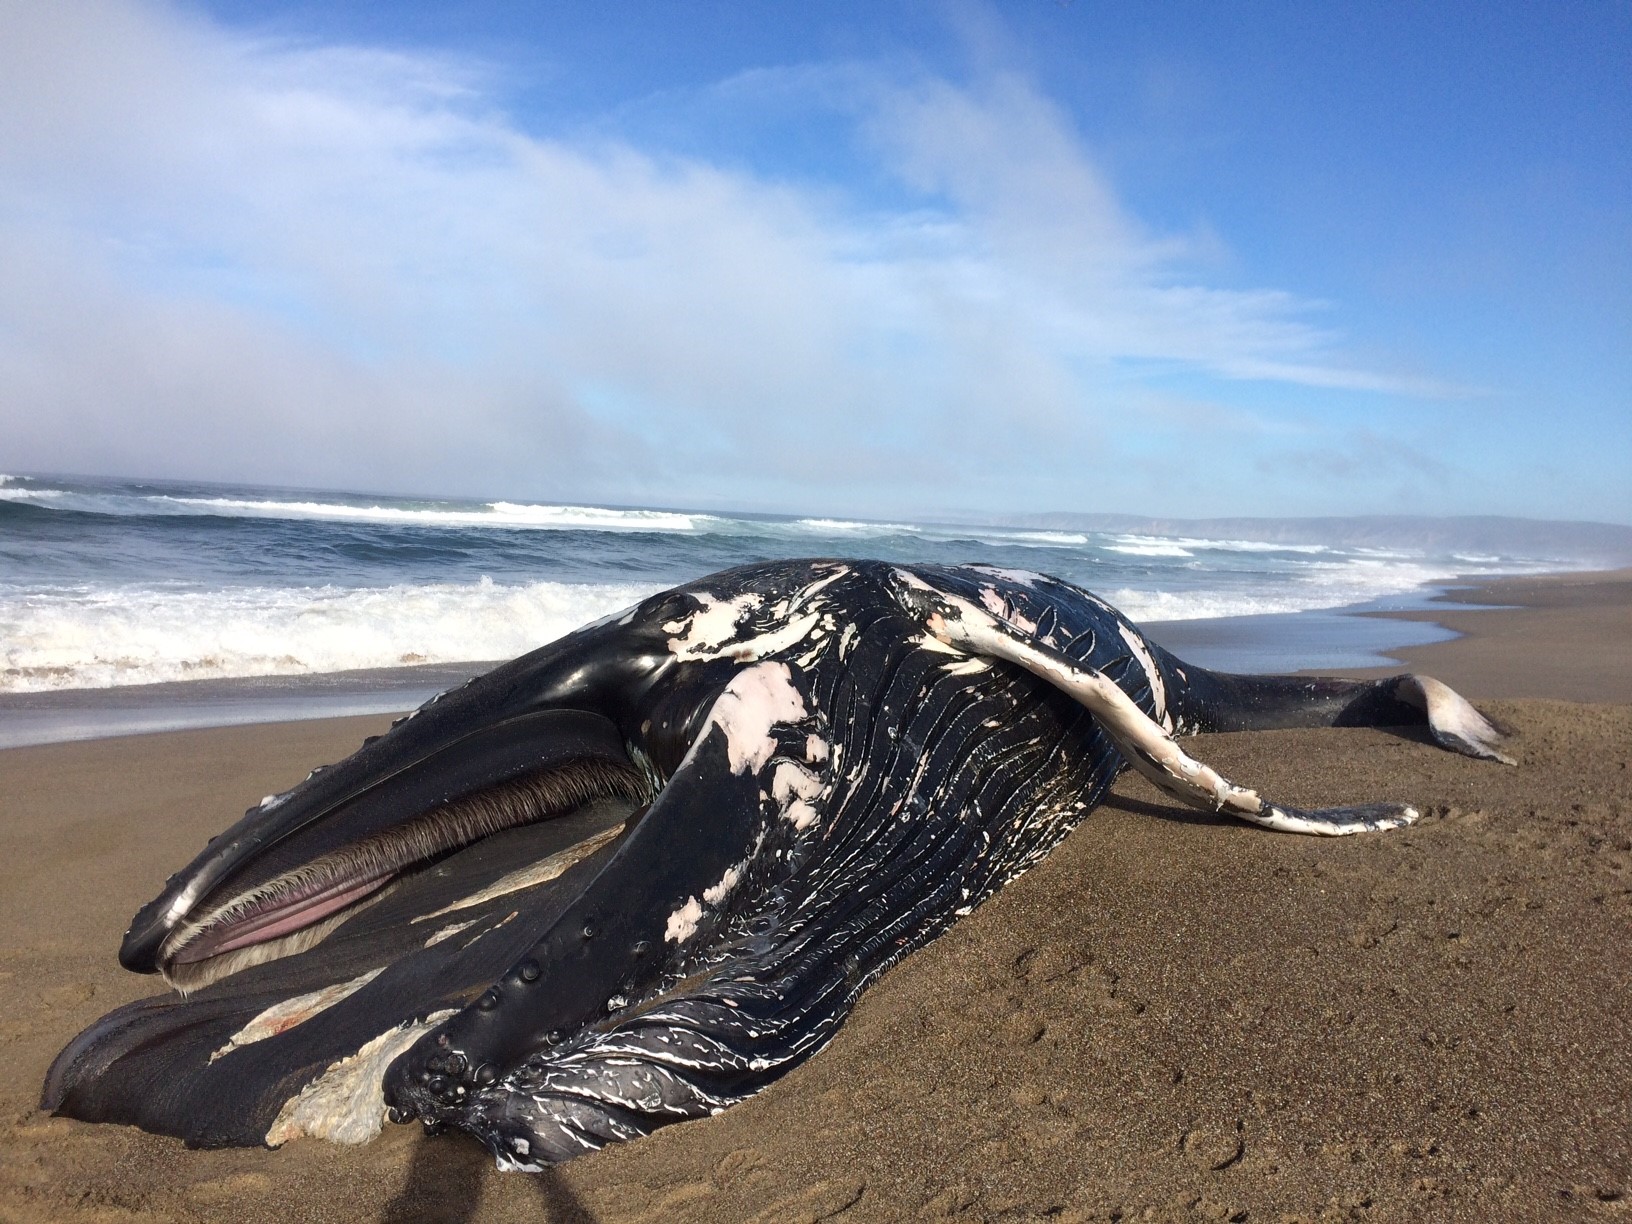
[0,473,1564,703]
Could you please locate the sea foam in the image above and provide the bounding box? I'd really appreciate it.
[0,578,658,692]
[153,497,711,532]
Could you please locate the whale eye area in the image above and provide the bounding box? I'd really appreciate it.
[158,757,650,989]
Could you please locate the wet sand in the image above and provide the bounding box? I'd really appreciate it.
[0,570,1627,1222]
[1337,568,1632,703]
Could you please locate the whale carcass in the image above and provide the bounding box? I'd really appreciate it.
[43,560,1510,1167]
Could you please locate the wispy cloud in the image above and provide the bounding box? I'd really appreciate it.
[0,0,1456,514]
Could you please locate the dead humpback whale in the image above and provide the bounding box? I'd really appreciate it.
[43,560,1511,1167]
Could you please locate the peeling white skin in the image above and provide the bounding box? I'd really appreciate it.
[410,823,627,924]
[804,734,829,763]
[264,1009,457,1146]
[210,968,384,1063]
[1118,621,1172,731]
[663,592,763,659]
[654,656,822,947]
[724,610,823,663]
[664,896,704,944]
[668,840,766,943]
[766,564,849,617]
[791,628,834,671]
[980,586,1038,635]
[771,759,825,830]
[423,919,479,948]
[706,662,808,775]
[837,622,860,658]
[964,564,1041,588]
[665,568,848,664]
[702,863,744,907]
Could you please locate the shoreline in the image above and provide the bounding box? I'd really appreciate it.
[0,662,495,751]
[1,567,1612,751]
[0,568,1627,1220]
[1329,566,1632,702]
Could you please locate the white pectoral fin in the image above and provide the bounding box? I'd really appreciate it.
[930,601,1416,837]
[1394,675,1516,766]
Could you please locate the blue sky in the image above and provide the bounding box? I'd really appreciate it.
[0,1,1626,522]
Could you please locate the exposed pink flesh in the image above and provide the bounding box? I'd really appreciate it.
[174,873,394,964]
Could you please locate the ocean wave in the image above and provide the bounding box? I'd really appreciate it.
[790,520,1092,550]
[1106,536,1194,558]
[0,484,66,503]
[1182,537,1329,554]
[1352,547,1416,560]
[791,518,923,535]
[929,527,1093,548]
[153,496,710,532]
[1102,588,1324,621]
[1000,530,1090,546]
[1107,575,1416,622]
[0,578,659,692]
[1105,533,1331,558]
[1106,552,1547,623]
[0,477,718,533]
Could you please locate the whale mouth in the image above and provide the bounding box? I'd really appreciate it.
[116,703,650,987]
[157,756,650,991]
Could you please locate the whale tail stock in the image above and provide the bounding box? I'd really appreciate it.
[1007,645,1511,835]
[1149,651,1515,766]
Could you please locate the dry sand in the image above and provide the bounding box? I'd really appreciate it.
[0,571,1627,1223]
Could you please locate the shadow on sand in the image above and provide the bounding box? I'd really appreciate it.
[381,1131,598,1223]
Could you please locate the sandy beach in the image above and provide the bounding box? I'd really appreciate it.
[0,571,1627,1222]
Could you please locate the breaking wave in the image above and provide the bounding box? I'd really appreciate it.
[0,578,658,692]
[0,475,1570,694]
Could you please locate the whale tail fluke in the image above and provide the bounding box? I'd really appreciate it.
[1392,674,1515,764]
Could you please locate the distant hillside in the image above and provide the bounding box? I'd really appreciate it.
[984,514,1632,567]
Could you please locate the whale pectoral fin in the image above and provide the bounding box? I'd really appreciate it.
[1394,675,1515,765]
[383,720,773,1133]
[920,594,1416,837]
[1003,636,1416,836]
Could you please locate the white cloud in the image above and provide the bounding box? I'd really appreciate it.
[0,0,1447,513]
